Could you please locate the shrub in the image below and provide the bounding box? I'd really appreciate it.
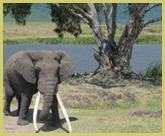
[139,63,162,81]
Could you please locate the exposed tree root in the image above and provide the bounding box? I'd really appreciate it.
[69,67,161,87]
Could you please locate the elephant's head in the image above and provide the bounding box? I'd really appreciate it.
[15,50,73,120]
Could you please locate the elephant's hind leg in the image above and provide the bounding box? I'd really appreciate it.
[3,78,15,116]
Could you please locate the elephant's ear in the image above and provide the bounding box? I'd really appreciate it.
[54,51,74,83]
[15,51,37,84]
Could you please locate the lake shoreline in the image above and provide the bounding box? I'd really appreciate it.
[3,35,162,45]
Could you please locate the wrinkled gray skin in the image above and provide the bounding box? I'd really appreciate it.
[3,50,73,126]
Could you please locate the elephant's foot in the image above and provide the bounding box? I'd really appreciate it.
[17,119,29,126]
[39,112,48,121]
[51,120,62,128]
[3,108,11,116]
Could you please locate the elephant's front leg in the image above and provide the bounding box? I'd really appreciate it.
[51,94,62,128]
[17,92,32,126]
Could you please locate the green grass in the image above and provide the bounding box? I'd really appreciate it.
[56,82,162,133]
[56,108,161,133]
[3,37,96,45]
[136,35,162,44]
[139,63,162,81]
[147,99,162,111]
[3,22,162,45]
[3,35,162,45]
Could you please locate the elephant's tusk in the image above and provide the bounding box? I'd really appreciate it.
[56,92,72,133]
[33,91,41,132]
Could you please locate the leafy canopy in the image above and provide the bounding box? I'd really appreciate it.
[3,3,32,25]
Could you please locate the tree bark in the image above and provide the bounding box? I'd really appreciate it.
[118,4,145,71]
[86,4,111,68]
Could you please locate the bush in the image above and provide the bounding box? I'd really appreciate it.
[139,63,162,81]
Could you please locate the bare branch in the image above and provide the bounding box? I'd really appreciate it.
[143,17,162,27]
[138,3,149,12]
[70,5,92,20]
[102,3,111,35]
[111,3,117,41]
[102,3,117,45]
[144,3,162,14]
[136,4,149,19]
[69,9,89,24]
[108,4,113,17]
[86,3,99,18]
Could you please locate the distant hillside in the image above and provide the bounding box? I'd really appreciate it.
[3,3,162,24]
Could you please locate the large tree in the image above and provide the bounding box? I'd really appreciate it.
[3,3,162,78]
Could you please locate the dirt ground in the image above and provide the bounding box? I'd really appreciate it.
[3,104,76,133]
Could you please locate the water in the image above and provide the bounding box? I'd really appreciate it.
[3,44,162,73]
[130,44,162,73]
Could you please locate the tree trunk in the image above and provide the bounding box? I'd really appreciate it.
[87,4,123,72]
[118,4,143,71]
[91,20,124,72]
[87,5,111,68]
[92,4,144,77]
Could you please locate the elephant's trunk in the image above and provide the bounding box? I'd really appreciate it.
[39,90,55,120]
[39,77,57,120]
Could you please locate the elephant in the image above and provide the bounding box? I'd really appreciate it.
[3,50,73,129]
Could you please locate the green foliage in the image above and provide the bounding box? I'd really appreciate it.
[3,3,10,16]
[47,4,82,38]
[3,3,32,25]
[139,63,162,81]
